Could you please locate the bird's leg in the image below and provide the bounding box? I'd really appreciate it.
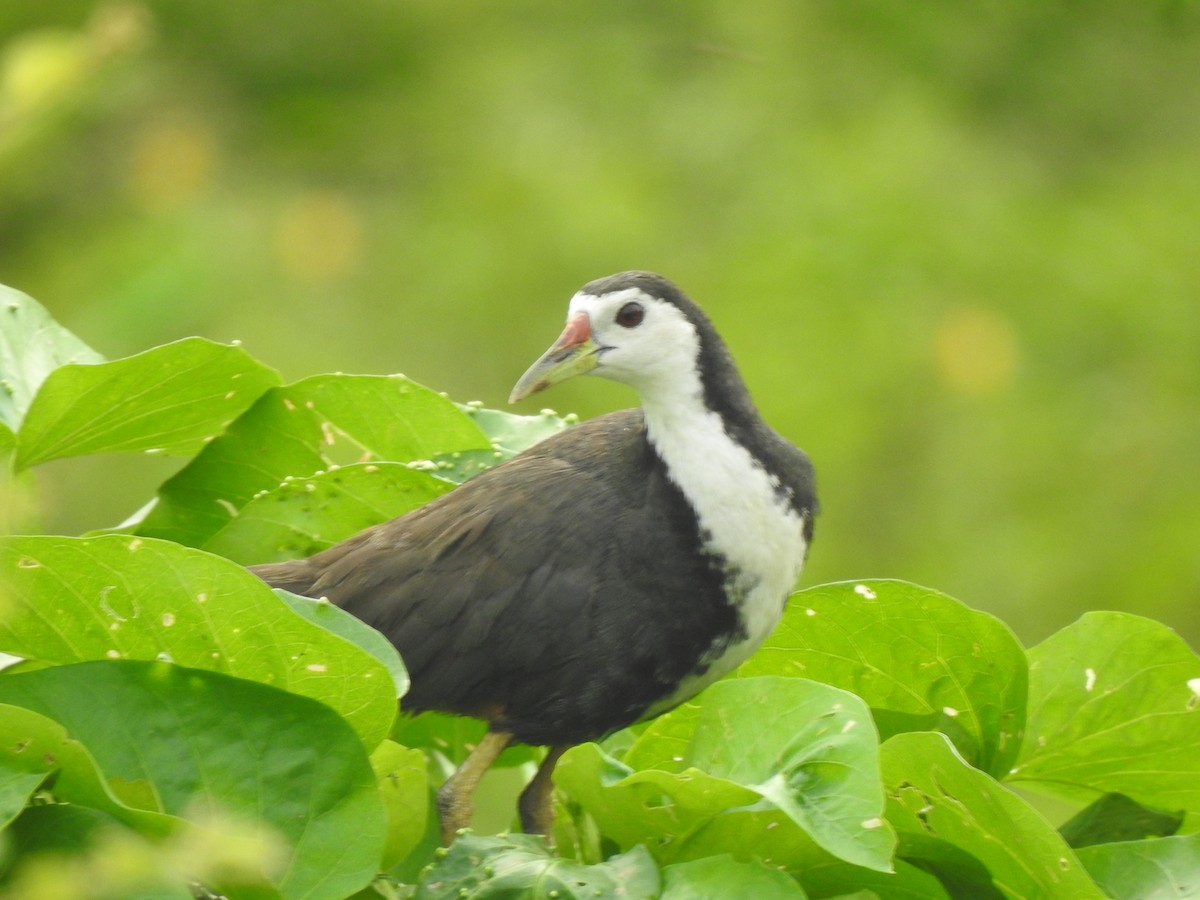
[436,730,512,845]
[517,745,568,840]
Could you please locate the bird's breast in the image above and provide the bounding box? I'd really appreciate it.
[638,403,811,714]
[645,405,810,593]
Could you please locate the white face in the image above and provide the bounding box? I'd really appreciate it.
[568,288,702,395]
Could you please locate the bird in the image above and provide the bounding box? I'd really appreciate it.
[249,271,817,844]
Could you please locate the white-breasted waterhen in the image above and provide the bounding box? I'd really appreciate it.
[250,271,817,843]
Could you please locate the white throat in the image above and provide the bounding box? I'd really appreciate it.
[638,369,809,693]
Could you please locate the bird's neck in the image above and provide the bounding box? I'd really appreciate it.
[637,369,810,701]
[639,371,807,590]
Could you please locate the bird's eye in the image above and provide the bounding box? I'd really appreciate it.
[616,302,645,328]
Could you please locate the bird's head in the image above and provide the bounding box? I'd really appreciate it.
[509,271,707,404]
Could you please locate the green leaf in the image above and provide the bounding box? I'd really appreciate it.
[689,678,893,871]
[138,374,489,547]
[661,855,806,898]
[1008,612,1200,817]
[418,406,576,486]
[1058,793,1184,848]
[0,659,386,900]
[1076,833,1200,900]
[0,284,104,436]
[739,580,1027,777]
[622,701,703,772]
[881,732,1103,899]
[370,740,430,869]
[0,702,168,830]
[5,803,120,857]
[799,858,951,899]
[295,374,490,463]
[559,739,813,869]
[0,534,398,748]
[202,462,453,564]
[558,677,895,873]
[458,404,576,457]
[413,832,660,899]
[274,588,409,699]
[0,765,50,830]
[13,337,280,470]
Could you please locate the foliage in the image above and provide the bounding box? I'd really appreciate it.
[3,2,1199,651]
[1,290,1198,898]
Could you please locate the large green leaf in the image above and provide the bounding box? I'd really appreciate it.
[739,580,1027,777]
[798,858,951,899]
[4,804,125,859]
[0,534,398,748]
[0,284,103,437]
[881,732,1103,899]
[202,461,454,564]
[561,735,820,869]
[292,374,491,462]
[416,404,576,486]
[660,855,806,898]
[412,833,659,899]
[1076,834,1200,900]
[0,701,169,829]
[1058,792,1184,848]
[274,587,408,698]
[1008,612,1200,817]
[137,374,490,547]
[458,403,575,457]
[370,740,430,869]
[687,678,894,871]
[0,660,385,900]
[0,765,51,831]
[557,677,894,873]
[13,337,281,470]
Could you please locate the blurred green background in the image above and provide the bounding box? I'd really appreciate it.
[2,2,1197,647]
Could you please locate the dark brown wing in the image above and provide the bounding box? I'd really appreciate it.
[250,409,738,745]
